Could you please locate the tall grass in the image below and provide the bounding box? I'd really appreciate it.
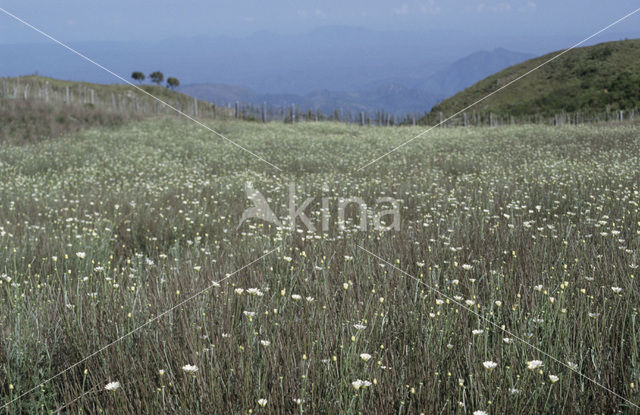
[0,119,639,413]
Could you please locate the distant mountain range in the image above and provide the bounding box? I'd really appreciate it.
[1,25,638,114]
[428,39,640,118]
[179,48,533,115]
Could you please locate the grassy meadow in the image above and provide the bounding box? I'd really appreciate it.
[1,117,639,413]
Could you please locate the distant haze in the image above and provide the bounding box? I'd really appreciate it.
[1,0,639,42]
[1,1,639,114]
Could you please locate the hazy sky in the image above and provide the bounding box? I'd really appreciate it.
[0,0,639,43]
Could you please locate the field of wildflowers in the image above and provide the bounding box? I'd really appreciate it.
[1,118,639,413]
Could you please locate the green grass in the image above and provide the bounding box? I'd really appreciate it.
[0,118,639,413]
[427,38,640,119]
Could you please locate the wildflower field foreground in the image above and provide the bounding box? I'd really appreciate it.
[1,118,639,414]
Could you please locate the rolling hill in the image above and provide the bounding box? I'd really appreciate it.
[428,38,640,118]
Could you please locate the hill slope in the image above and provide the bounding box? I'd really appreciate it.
[0,75,228,143]
[415,48,533,97]
[428,39,640,117]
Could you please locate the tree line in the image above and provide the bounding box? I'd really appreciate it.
[131,71,180,90]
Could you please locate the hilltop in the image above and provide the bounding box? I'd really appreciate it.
[427,39,640,118]
[0,75,225,143]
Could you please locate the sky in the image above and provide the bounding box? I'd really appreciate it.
[0,0,639,44]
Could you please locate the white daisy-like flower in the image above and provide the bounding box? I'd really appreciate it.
[462,264,473,270]
[182,364,198,373]
[472,329,484,335]
[549,374,559,383]
[360,353,372,362]
[611,286,622,294]
[354,324,367,330]
[247,288,264,296]
[76,252,86,259]
[260,340,271,347]
[503,337,512,344]
[351,379,372,390]
[104,381,120,391]
[527,360,543,370]
[258,398,268,407]
[473,411,488,415]
[291,294,302,300]
[243,311,256,317]
[483,361,498,370]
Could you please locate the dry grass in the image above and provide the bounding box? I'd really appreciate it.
[0,118,639,414]
[0,98,139,144]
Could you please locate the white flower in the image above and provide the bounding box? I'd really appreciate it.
[549,374,559,383]
[293,398,302,405]
[473,411,488,415]
[306,296,314,302]
[104,381,120,391]
[611,286,622,294]
[234,288,244,295]
[435,299,445,305]
[567,361,578,370]
[494,300,502,307]
[509,388,520,394]
[503,337,512,344]
[76,252,86,259]
[351,379,372,390]
[258,398,268,407]
[462,264,473,270]
[472,329,484,335]
[182,364,198,373]
[260,340,271,347]
[291,294,302,300]
[527,360,543,370]
[243,311,256,317]
[534,284,543,291]
[483,361,498,370]
[247,288,264,296]
[360,353,372,362]
[353,324,367,330]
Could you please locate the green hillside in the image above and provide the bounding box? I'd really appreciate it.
[427,38,640,118]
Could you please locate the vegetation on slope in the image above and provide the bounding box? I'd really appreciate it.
[0,98,138,144]
[0,75,231,143]
[427,39,640,118]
